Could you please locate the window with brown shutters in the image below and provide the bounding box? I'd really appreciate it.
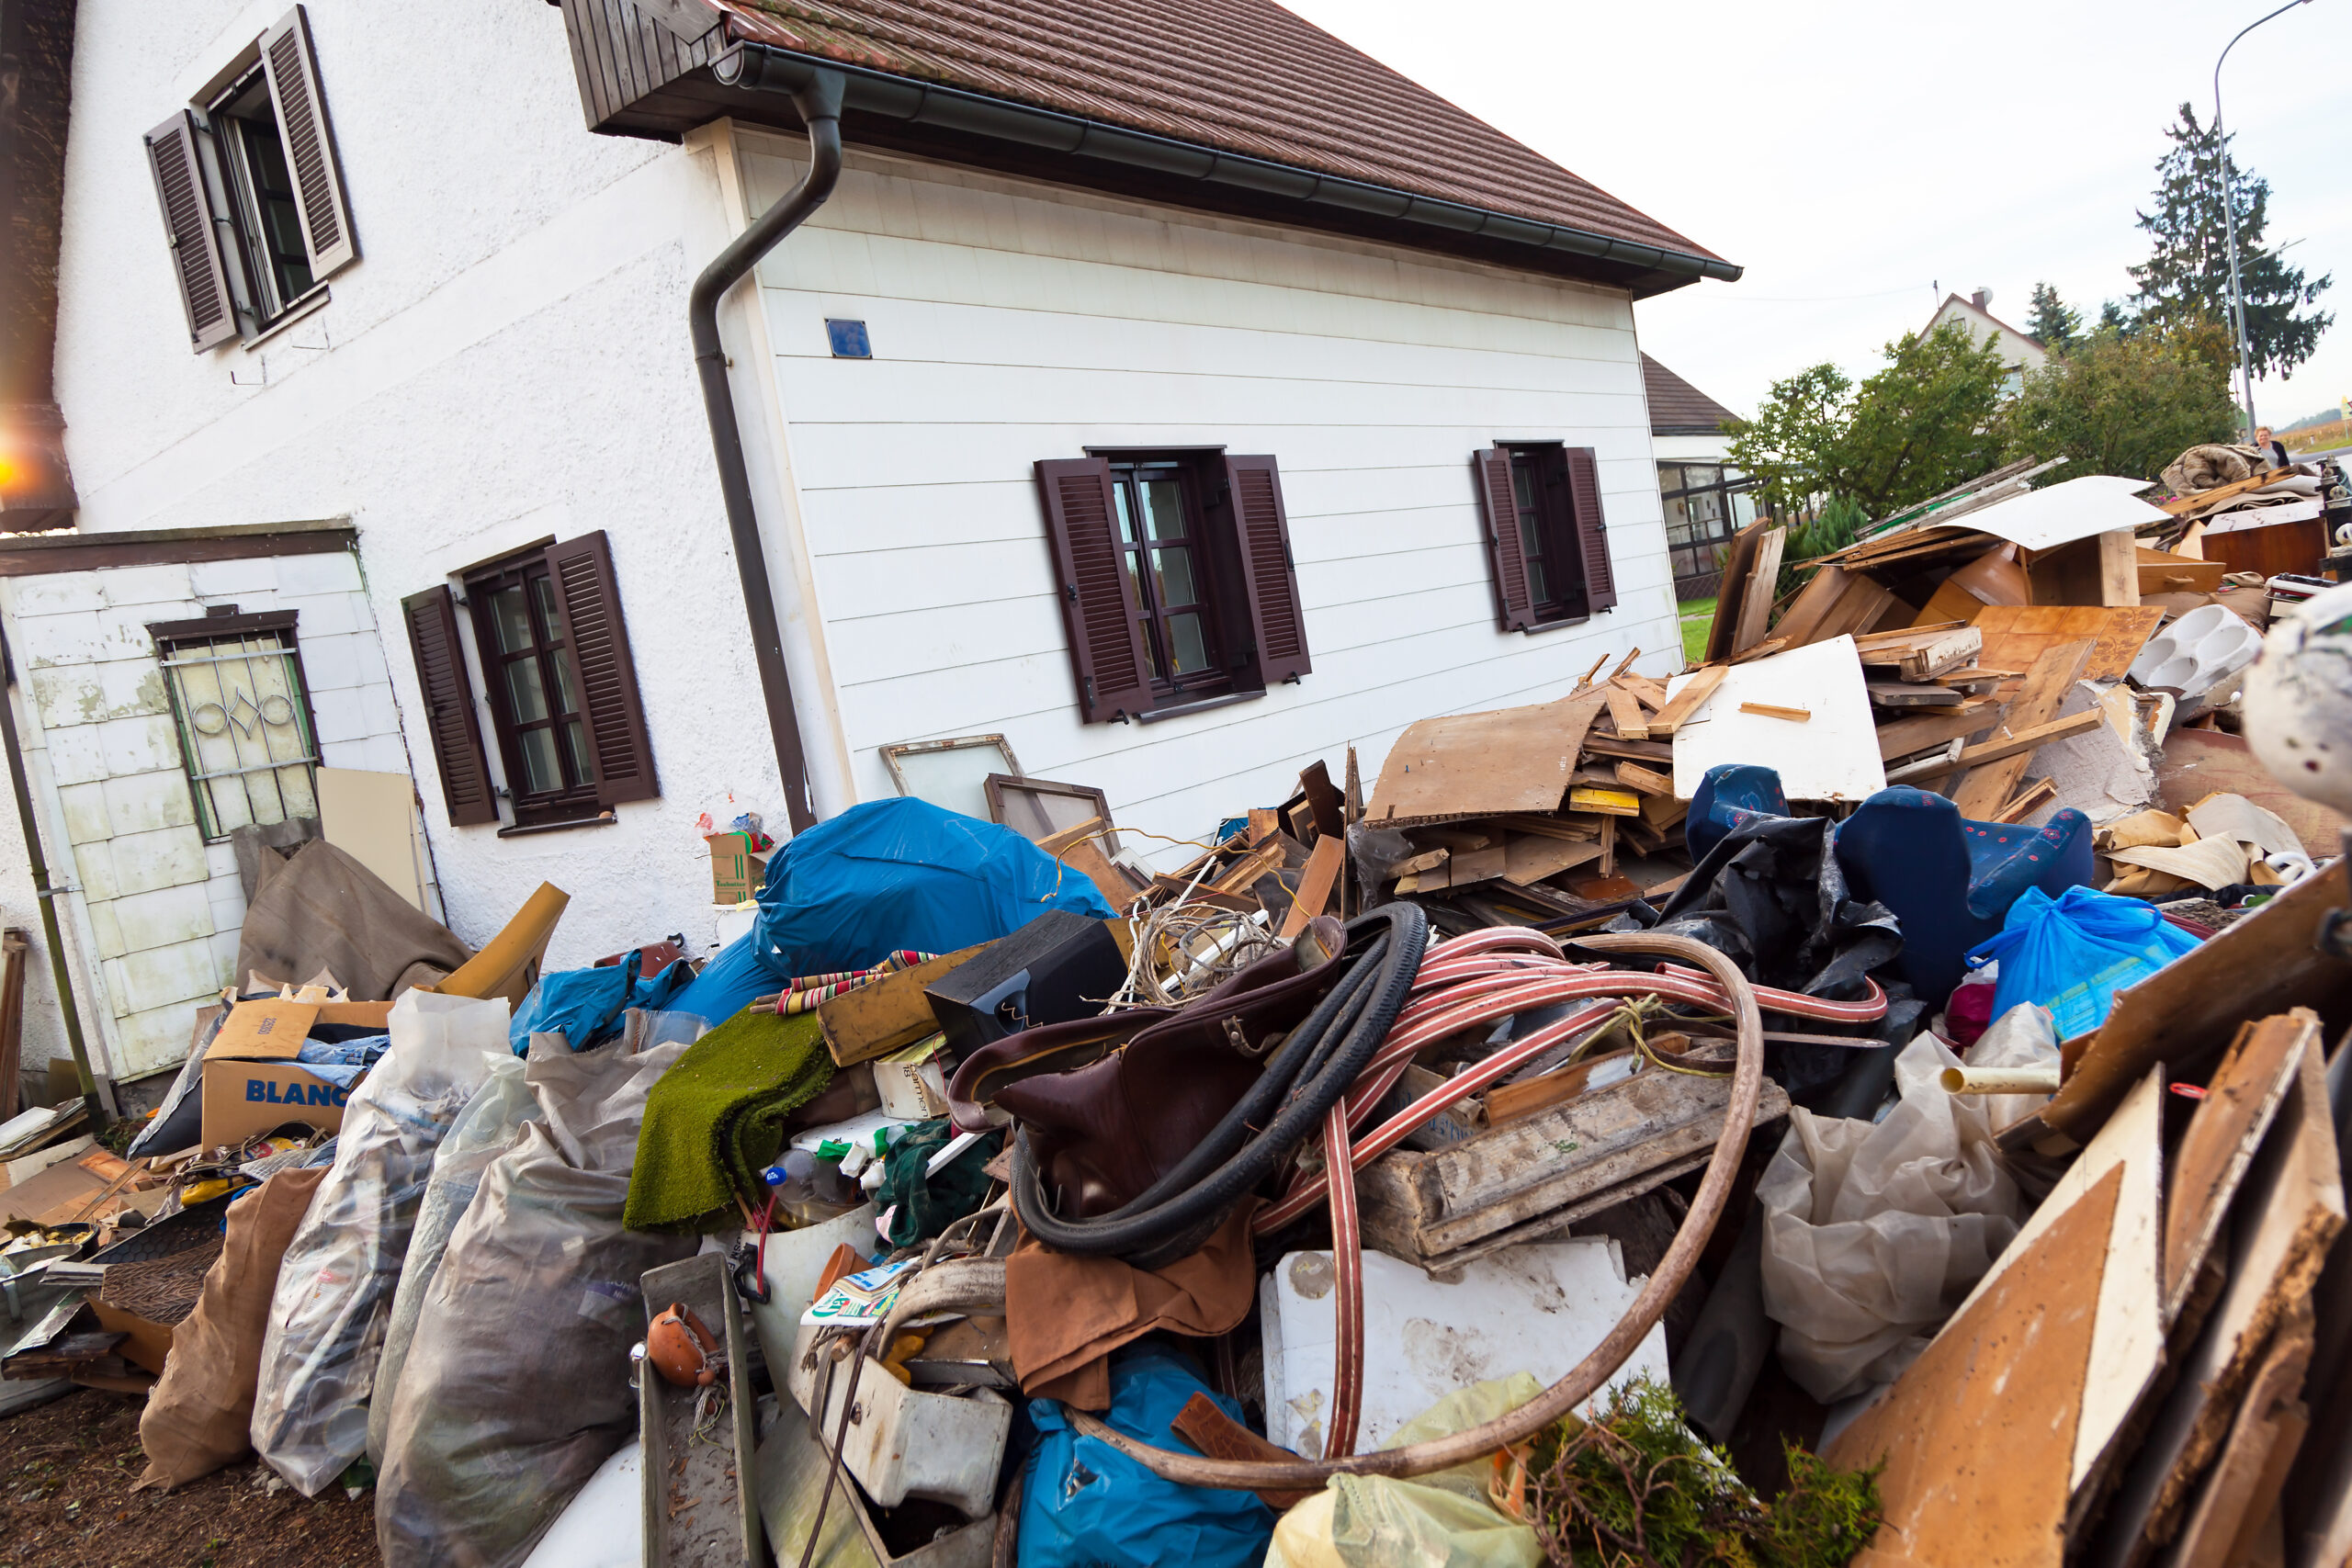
[1036,448,1314,722]
[142,5,357,350]
[1472,443,1618,630]
[401,586,500,827]
[402,535,660,831]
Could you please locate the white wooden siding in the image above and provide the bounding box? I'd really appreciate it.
[737,135,1678,861]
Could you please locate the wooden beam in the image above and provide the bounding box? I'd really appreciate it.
[1875,696,2001,761]
[1278,835,1346,938]
[1951,640,2096,819]
[1730,526,1787,654]
[1649,664,1730,735]
[1951,708,2104,768]
[1738,702,1810,722]
[1613,761,1672,797]
[2098,527,2142,607]
[1993,778,2057,823]
[1603,683,1650,740]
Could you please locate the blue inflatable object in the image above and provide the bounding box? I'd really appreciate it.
[1019,1342,1275,1568]
[1965,884,2200,1038]
[670,798,1116,1024]
[1834,786,2094,1009]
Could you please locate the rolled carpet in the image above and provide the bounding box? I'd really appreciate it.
[624,1007,834,1231]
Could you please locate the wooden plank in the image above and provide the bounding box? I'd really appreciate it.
[1612,761,1671,797]
[1647,663,1729,736]
[1994,778,2057,823]
[1704,521,1766,664]
[1855,625,1983,681]
[1728,636,1789,665]
[1737,702,1810,722]
[1567,787,1639,817]
[1211,842,1284,898]
[1875,697,2001,761]
[1416,825,1493,852]
[2136,547,2227,595]
[1491,814,1599,841]
[1608,647,1643,680]
[1853,619,1971,645]
[1815,575,1899,643]
[1770,563,1860,649]
[1826,1165,2119,1568]
[1298,760,1346,841]
[2098,527,2143,607]
[1603,683,1650,741]
[1597,814,1615,877]
[2161,469,2283,516]
[1501,835,1602,886]
[1730,526,1787,654]
[1366,689,1608,828]
[1247,807,1281,846]
[1579,734,1674,764]
[2162,1014,2306,1324]
[2163,1302,2312,1568]
[1864,681,1963,709]
[1615,672,1669,710]
[1951,708,2104,768]
[1574,652,1611,690]
[1278,836,1346,939]
[1384,847,1448,880]
[1485,1049,1635,1125]
[1969,604,2165,682]
[1949,639,2096,819]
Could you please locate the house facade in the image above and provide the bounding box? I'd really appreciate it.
[1641,355,1757,601]
[1924,289,2048,390]
[0,0,1735,1099]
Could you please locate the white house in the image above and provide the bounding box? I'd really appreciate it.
[0,0,1736,1100]
[1641,355,1758,600]
[1924,288,2048,390]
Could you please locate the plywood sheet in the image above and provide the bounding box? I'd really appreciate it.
[1366,689,1608,829]
[2162,1014,2307,1323]
[317,767,428,913]
[2154,728,2346,862]
[1826,1165,2118,1568]
[1666,636,1885,802]
[1968,604,2164,682]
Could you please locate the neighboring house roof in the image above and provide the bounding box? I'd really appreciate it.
[1923,293,2049,371]
[1642,354,1740,437]
[559,0,1739,296]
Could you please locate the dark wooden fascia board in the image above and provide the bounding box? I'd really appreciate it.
[0,521,356,577]
[146,608,300,640]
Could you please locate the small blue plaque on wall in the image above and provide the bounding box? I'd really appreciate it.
[825,319,872,358]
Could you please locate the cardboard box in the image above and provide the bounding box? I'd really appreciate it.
[708,832,768,905]
[200,998,391,1148]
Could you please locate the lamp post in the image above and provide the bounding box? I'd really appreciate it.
[2214,0,2313,440]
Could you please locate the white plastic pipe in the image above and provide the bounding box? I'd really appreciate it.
[1940,1065,2063,1095]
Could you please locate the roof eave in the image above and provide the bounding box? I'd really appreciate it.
[706,40,1742,294]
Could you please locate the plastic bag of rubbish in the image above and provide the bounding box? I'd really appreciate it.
[1757,1031,2029,1404]
[249,992,508,1495]
[1266,1373,1544,1568]
[1965,884,2198,1039]
[373,1011,702,1568]
[365,1054,540,1466]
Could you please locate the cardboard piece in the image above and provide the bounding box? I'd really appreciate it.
[817,945,988,1067]
[1666,637,1885,802]
[199,997,391,1147]
[317,767,432,915]
[1365,689,1608,828]
[707,831,768,904]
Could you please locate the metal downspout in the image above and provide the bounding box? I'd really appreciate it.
[0,626,106,1129]
[688,62,846,837]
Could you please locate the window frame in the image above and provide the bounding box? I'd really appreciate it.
[1103,457,1238,704]
[1658,462,1760,598]
[1500,442,1589,626]
[460,550,603,830]
[206,64,322,325]
[148,609,323,843]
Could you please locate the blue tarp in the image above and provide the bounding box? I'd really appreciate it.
[516,951,697,1054]
[671,798,1115,1023]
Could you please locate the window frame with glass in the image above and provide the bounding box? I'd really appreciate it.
[1501,443,1587,624]
[1105,457,1235,703]
[152,612,323,842]
[203,64,319,325]
[462,555,600,829]
[1657,462,1759,596]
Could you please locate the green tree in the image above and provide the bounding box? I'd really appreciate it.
[2026,283,2081,350]
[2097,299,2132,333]
[2130,104,2332,381]
[2003,317,2238,482]
[1726,321,2012,519]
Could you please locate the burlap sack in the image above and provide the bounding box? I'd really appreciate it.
[136,1167,327,1491]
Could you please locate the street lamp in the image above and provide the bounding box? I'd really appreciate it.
[2214,0,2314,441]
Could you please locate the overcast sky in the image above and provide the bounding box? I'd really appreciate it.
[1286,0,2352,434]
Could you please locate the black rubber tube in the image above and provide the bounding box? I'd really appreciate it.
[1011,903,1427,1265]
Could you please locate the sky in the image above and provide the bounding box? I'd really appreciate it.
[1283,0,2352,432]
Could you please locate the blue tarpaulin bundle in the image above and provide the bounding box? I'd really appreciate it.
[671,797,1117,1024]
[1966,884,2200,1038]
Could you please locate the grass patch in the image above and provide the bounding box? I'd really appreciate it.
[1678,598,1716,667]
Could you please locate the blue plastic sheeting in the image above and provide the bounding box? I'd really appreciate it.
[1019,1342,1275,1568]
[1966,884,2200,1038]
[671,798,1116,1024]
[523,952,696,1053]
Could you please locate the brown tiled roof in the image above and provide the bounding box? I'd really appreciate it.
[1642,354,1740,435]
[710,0,1725,269]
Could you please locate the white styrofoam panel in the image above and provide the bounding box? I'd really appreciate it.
[85,901,125,963]
[54,781,111,845]
[93,658,170,721]
[40,723,107,787]
[1667,636,1888,803]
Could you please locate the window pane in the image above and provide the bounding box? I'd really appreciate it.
[1166,612,1210,675]
[1683,465,1722,489]
[1510,460,1536,513]
[1113,483,1137,546]
[1528,558,1551,605]
[1665,496,1690,530]
[1657,466,1683,494]
[548,644,580,717]
[1690,491,1724,528]
[1140,619,1165,679]
[1153,546,1198,607]
[1519,517,1545,563]
[504,657,549,724]
[560,720,594,785]
[1139,479,1187,542]
[531,575,564,638]
[491,587,534,654]
[1122,547,1146,612]
[518,727,563,795]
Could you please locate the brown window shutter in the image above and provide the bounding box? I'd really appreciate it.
[544,531,659,807]
[1035,457,1156,723]
[260,6,358,278]
[1225,454,1312,685]
[1566,446,1617,614]
[143,111,238,353]
[401,586,499,826]
[1475,448,1536,631]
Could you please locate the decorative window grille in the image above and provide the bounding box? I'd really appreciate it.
[157,623,321,840]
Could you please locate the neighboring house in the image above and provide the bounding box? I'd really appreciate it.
[1642,355,1757,600]
[1924,288,2048,390]
[0,0,1735,1098]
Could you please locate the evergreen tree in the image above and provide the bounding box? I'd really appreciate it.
[2098,299,2132,333]
[2026,283,2081,350]
[2129,104,2332,380]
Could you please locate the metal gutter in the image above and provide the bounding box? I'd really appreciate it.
[688,62,846,836]
[710,43,1742,287]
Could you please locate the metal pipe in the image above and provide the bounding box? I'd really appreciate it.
[688,62,846,836]
[0,626,105,1129]
[2212,0,2311,440]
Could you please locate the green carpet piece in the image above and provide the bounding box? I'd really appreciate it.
[878,1119,1003,1248]
[625,1007,833,1232]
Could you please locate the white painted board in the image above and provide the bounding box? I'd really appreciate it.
[1260,1240,1670,1460]
[1961,475,2171,550]
[1667,636,1887,802]
[317,767,428,913]
[520,1438,640,1568]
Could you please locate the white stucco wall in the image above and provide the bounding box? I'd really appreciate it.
[729,132,1685,863]
[48,0,788,981]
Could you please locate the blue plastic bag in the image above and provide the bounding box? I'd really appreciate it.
[1019,1342,1275,1568]
[671,798,1115,1023]
[1965,885,2199,1038]
[523,950,696,1053]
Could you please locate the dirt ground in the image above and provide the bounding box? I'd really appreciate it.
[0,1387,380,1568]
